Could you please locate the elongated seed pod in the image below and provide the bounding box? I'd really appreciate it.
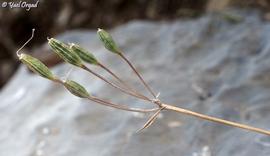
[97,28,120,54]
[48,38,83,67]
[63,80,90,98]
[19,53,55,80]
[70,43,98,65]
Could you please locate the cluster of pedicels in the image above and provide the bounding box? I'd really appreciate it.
[17,28,162,131]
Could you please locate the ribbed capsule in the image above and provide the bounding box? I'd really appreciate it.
[63,80,90,98]
[97,28,121,54]
[19,53,55,80]
[70,43,98,65]
[48,38,83,67]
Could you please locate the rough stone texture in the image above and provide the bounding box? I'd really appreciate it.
[1,10,270,156]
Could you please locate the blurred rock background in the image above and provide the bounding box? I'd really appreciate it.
[2,6,270,156]
[2,0,270,156]
[1,0,270,89]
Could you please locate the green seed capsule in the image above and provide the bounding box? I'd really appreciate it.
[48,38,83,67]
[19,53,55,80]
[64,80,90,98]
[70,43,98,65]
[97,28,121,54]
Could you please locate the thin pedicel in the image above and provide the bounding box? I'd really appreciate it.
[97,28,156,98]
[17,30,157,115]
[48,38,150,101]
[69,43,149,100]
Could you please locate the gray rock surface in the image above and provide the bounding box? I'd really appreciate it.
[1,10,270,156]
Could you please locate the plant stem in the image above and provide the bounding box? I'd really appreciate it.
[162,103,270,136]
[53,78,157,113]
[89,96,158,113]
[81,65,151,101]
[118,52,156,98]
[97,62,149,100]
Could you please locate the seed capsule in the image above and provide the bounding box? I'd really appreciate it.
[70,43,98,65]
[63,79,90,98]
[19,53,55,80]
[97,28,121,54]
[48,38,83,67]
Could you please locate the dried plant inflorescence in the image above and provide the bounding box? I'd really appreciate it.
[17,28,270,136]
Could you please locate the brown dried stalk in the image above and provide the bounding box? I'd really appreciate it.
[117,52,156,98]
[97,62,149,100]
[53,78,157,113]
[81,64,150,101]
[162,103,270,136]
[69,43,146,99]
